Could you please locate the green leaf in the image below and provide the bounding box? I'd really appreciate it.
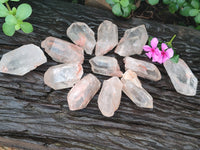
[122,5,131,18]
[20,22,33,33]
[113,0,119,2]
[191,0,199,9]
[130,4,137,10]
[0,0,8,3]
[148,36,153,45]
[2,23,15,36]
[15,24,20,30]
[0,3,9,17]
[169,3,179,13]
[148,0,159,5]
[170,54,179,63]
[10,7,17,15]
[106,0,115,5]
[179,6,192,16]
[163,0,170,4]
[16,3,32,20]
[10,0,20,1]
[5,15,17,24]
[177,0,185,6]
[120,0,129,7]
[194,13,200,23]
[112,3,122,16]
[189,9,199,16]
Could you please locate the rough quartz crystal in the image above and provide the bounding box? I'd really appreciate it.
[95,20,118,56]
[67,73,101,111]
[98,77,123,117]
[44,63,83,90]
[67,22,96,55]
[121,70,153,108]
[115,25,148,56]
[124,57,161,81]
[89,56,123,77]
[41,36,84,64]
[164,58,198,96]
[0,44,47,76]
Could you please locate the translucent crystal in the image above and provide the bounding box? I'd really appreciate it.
[41,36,84,64]
[124,57,161,81]
[44,63,83,90]
[164,58,198,96]
[0,44,47,76]
[67,22,96,55]
[67,74,101,111]
[95,20,118,56]
[89,56,123,77]
[98,77,123,117]
[121,70,153,108]
[115,25,148,56]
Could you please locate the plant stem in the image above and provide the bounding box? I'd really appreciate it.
[169,34,176,44]
[5,2,11,11]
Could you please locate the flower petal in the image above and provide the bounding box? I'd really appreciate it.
[161,43,168,51]
[165,48,174,58]
[143,45,152,52]
[151,38,158,49]
[146,52,152,59]
[162,55,170,63]
[152,49,161,62]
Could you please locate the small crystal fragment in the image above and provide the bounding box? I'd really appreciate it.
[121,70,153,108]
[41,36,84,64]
[89,56,123,77]
[124,57,161,81]
[164,58,198,96]
[0,44,47,76]
[98,77,123,117]
[95,20,118,56]
[44,63,83,90]
[67,74,101,111]
[115,25,148,56]
[67,22,96,55]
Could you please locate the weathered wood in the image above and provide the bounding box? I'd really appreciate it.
[0,0,200,149]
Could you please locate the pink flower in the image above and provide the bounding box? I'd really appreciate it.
[157,43,174,64]
[143,38,160,62]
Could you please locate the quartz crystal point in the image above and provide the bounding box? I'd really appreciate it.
[98,77,123,117]
[0,44,47,76]
[164,58,198,96]
[124,57,161,81]
[67,74,101,111]
[115,25,148,56]
[41,36,84,64]
[44,63,83,90]
[89,56,123,77]
[121,70,153,108]
[67,22,96,55]
[95,20,118,56]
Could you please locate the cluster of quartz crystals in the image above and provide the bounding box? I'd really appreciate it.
[0,20,197,118]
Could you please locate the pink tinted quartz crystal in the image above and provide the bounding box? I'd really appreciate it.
[67,73,101,111]
[124,57,161,81]
[67,22,96,55]
[121,70,153,108]
[115,25,148,56]
[95,20,118,56]
[89,56,123,77]
[98,77,123,117]
[41,36,84,64]
[164,58,198,96]
[44,63,83,90]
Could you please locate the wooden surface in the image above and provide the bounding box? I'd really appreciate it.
[0,0,200,149]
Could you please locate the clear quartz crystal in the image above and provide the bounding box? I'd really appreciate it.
[41,36,84,64]
[98,77,123,117]
[95,20,118,56]
[0,44,47,76]
[89,56,123,77]
[67,74,101,111]
[115,25,148,56]
[164,58,198,96]
[124,57,161,81]
[121,70,153,108]
[67,22,96,55]
[44,63,83,90]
